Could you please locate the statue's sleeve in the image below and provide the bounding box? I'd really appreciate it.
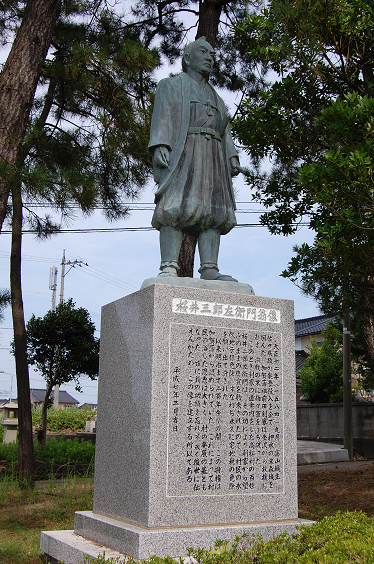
[215,93,238,161]
[223,120,239,161]
[148,78,174,151]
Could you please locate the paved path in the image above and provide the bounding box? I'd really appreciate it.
[297,440,350,465]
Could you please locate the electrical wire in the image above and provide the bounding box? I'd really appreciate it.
[0,251,140,292]
[78,266,137,292]
[0,222,310,234]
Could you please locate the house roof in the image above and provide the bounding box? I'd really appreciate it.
[295,350,309,373]
[79,403,97,409]
[295,314,336,337]
[30,388,78,405]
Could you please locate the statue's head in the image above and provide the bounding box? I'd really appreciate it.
[182,37,214,77]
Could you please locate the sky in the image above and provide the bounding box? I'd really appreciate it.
[0,4,321,405]
[0,180,320,405]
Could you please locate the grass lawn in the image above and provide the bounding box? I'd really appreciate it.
[0,461,373,564]
[0,477,93,564]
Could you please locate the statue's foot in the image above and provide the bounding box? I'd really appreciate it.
[158,265,178,277]
[199,267,238,283]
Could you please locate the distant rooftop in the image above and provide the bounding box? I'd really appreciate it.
[295,350,309,373]
[79,403,97,409]
[295,314,336,338]
[30,388,78,405]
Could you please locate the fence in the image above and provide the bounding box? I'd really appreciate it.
[297,403,374,458]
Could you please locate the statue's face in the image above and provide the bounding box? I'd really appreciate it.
[186,40,214,77]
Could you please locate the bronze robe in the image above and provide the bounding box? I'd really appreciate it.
[149,73,238,236]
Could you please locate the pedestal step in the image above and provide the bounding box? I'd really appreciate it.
[41,512,314,563]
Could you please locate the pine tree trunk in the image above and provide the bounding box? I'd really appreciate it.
[177,0,225,276]
[10,186,35,487]
[196,0,224,46]
[177,234,197,278]
[0,0,61,231]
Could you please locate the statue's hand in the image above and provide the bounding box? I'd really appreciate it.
[230,156,240,177]
[153,146,170,169]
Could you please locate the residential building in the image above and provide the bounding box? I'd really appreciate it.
[30,388,79,408]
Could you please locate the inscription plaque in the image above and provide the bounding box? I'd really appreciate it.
[167,322,284,497]
[172,298,281,323]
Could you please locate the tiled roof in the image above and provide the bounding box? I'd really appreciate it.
[295,350,309,373]
[30,389,78,404]
[295,314,336,337]
[79,403,97,409]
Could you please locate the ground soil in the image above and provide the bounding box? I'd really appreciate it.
[298,460,374,520]
[0,461,374,563]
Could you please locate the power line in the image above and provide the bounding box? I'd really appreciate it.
[0,250,56,262]
[0,226,155,234]
[0,250,140,292]
[79,266,137,292]
[22,200,264,207]
[0,222,310,235]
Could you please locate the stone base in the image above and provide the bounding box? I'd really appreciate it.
[41,511,314,562]
[141,276,255,295]
[41,283,304,564]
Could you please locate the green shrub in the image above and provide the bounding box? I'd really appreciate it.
[299,321,344,403]
[37,435,95,464]
[80,511,374,564]
[32,404,96,432]
[0,441,18,462]
[0,435,95,464]
[182,512,374,564]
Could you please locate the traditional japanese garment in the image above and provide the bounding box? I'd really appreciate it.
[149,73,238,236]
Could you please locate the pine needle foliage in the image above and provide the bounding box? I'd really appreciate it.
[1,0,160,233]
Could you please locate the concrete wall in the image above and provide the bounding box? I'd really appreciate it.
[297,403,374,458]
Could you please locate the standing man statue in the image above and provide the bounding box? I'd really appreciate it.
[149,37,241,282]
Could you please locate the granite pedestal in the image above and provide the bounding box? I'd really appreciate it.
[41,280,312,563]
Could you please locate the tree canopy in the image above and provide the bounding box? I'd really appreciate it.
[0,0,159,482]
[0,288,10,323]
[1,0,160,235]
[299,322,344,404]
[25,298,99,447]
[232,0,374,315]
[26,298,99,388]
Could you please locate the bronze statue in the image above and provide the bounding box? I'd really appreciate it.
[149,37,241,281]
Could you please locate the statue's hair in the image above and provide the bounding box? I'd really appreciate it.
[182,37,211,72]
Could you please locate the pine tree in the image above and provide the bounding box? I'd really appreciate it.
[0,0,61,231]
[0,0,158,486]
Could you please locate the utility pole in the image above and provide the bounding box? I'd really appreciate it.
[49,266,58,311]
[343,310,353,459]
[59,249,66,307]
[0,371,15,399]
[53,250,88,408]
[49,265,59,407]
